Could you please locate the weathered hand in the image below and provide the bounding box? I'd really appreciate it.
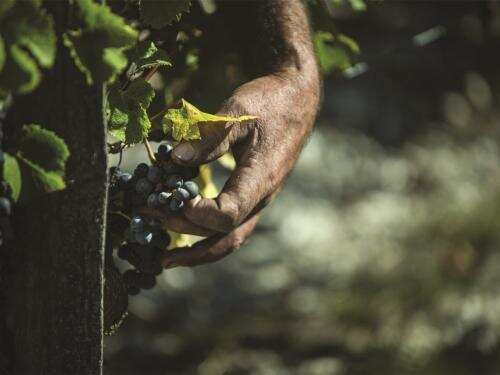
[157,71,320,268]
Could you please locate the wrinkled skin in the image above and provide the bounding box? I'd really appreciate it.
[154,0,321,268]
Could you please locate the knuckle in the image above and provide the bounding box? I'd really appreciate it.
[218,193,243,232]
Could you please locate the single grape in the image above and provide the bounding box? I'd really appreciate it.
[134,163,149,178]
[158,192,171,205]
[147,166,163,184]
[118,172,133,190]
[136,178,153,196]
[135,231,153,245]
[157,143,173,161]
[130,216,144,232]
[169,197,184,212]
[0,181,11,197]
[165,174,183,190]
[147,193,159,208]
[183,181,199,199]
[173,187,190,202]
[0,197,11,216]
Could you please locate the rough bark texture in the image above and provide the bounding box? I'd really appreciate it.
[1,2,107,374]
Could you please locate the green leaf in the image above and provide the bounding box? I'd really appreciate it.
[314,31,359,74]
[140,0,191,29]
[75,0,138,47]
[63,32,129,85]
[3,153,21,202]
[337,34,360,54]
[129,40,171,71]
[17,155,66,198]
[18,124,70,174]
[2,124,69,203]
[106,78,155,144]
[0,44,40,95]
[0,0,56,68]
[348,0,366,11]
[125,104,151,144]
[64,0,138,84]
[162,99,257,142]
[124,78,155,107]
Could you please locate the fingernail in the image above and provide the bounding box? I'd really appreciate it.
[173,143,195,162]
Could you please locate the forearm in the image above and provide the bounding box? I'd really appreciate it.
[217,1,320,85]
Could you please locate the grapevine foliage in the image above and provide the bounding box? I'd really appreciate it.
[139,0,192,29]
[0,0,56,96]
[63,0,138,85]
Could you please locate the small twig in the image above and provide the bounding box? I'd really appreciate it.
[143,137,156,164]
[109,211,132,222]
[143,66,159,82]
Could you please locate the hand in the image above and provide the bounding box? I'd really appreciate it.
[156,71,320,268]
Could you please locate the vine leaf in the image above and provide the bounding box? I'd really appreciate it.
[18,124,70,174]
[140,0,191,29]
[107,78,155,144]
[0,0,55,95]
[14,124,69,202]
[128,41,171,71]
[162,99,257,142]
[314,31,360,74]
[0,45,41,95]
[3,153,21,202]
[125,104,151,144]
[64,0,138,84]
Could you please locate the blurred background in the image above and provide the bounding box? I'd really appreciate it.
[104,1,500,374]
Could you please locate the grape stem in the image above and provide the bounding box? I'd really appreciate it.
[143,137,156,164]
[109,211,132,222]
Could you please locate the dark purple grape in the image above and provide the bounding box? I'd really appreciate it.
[173,187,190,202]
[165,174,183,190]
[0,197,11,216]
[136,178,153,196]
[135,231,153,245]
[118,172,133,190]
[130,216,144,232]
[0,181,12,197]
[147,193,159,208]
[158,192,170,205]
[134,163,149,178]
[183,181,199,199]
[169,197,184,212]
[157,143,173,161]
[147,166,163,184]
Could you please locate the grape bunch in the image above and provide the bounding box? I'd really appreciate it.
[107,141,200,296]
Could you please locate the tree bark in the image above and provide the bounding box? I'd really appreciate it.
[1,2,107,374]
